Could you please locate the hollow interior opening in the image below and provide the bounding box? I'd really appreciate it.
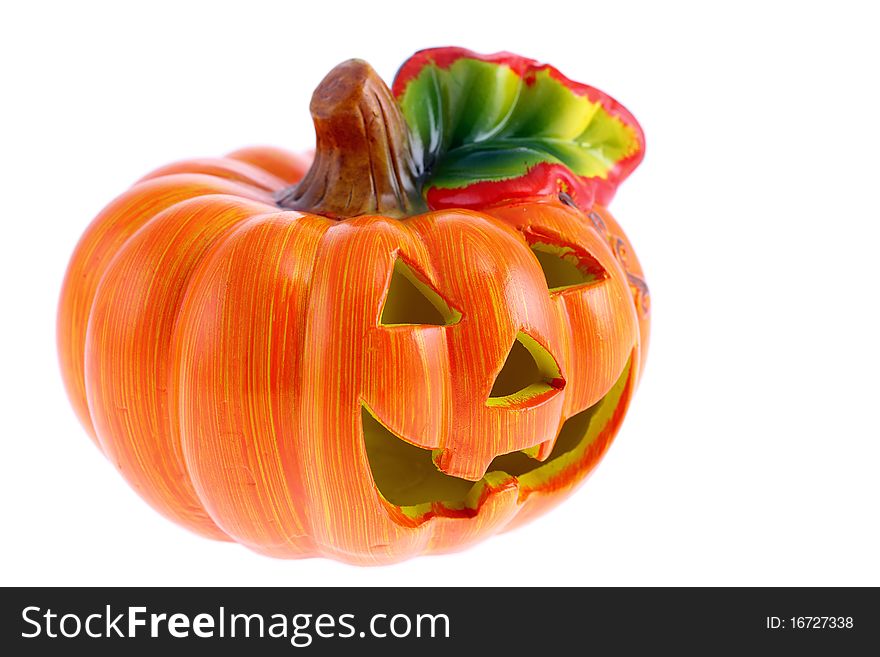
[361,407,474,505]
[490,337,541,397]
[481,409,592,476]
[487,332,564,406]
[530,241,606,291]
[380,259,460,326]
[362,357,631,511]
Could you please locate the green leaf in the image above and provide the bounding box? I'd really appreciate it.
[393,49,644,209]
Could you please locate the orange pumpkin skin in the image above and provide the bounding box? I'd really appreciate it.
[59,49,651,564]
[58,147,647,564]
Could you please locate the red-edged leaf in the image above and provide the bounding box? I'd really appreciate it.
[393,47,644,210]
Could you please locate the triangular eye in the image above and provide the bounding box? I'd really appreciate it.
[380,258,461,326]
[529,241,608,292]
[488,332,565,406]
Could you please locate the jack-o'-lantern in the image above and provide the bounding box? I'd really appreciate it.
[58,48,649,564]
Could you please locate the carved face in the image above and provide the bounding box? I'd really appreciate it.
[58,47,650,564]
[359,201,643,513]
[169,196,647,562]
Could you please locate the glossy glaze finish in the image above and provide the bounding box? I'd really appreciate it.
[58,48,649,564]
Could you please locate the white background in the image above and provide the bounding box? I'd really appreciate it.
[1,0,877,586]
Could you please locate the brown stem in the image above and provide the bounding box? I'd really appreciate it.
[276,59,424,219]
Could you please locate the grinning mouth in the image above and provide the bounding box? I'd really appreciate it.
[362,358,632,519]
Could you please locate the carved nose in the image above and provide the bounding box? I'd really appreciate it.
[486,331,565,408]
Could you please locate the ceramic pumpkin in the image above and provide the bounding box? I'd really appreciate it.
[58,48,649,564]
